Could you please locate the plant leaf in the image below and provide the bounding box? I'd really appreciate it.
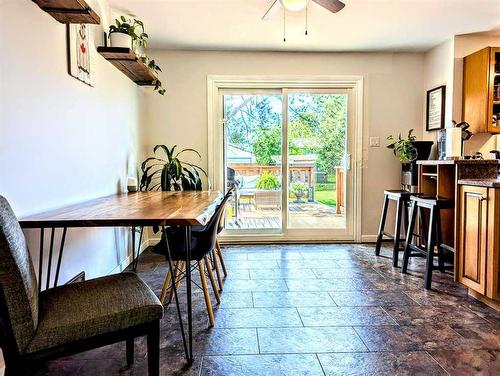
[175,148,202,159]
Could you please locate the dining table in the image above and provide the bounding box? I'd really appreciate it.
[19,190,223,363]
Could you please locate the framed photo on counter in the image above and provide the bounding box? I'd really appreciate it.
[426,85,446,131]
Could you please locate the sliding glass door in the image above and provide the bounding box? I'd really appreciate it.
[223,90,284,234]
[219,86,354,241]
[286,91,348,232]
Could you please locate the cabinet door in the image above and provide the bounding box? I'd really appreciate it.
[487,188,500,301]
[463,47,491,134]
[458,186,488,294]
[489,48,500,134]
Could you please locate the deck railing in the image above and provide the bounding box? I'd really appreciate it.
[229,164,316,187]
[335,166,345,214]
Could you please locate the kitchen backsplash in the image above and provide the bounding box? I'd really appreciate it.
[464,134,500,158]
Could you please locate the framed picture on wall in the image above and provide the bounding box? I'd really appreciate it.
[67,24,92,86]
[426,85,445,131]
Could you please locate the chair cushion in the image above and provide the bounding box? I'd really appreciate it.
[26,272,163,354]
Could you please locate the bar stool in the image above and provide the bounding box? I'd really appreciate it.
[375,190,414,267]
[402,195,454,289]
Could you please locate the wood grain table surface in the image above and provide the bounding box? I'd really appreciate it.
[19,191,223,228]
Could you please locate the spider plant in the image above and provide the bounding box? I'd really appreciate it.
[140,145,207,191]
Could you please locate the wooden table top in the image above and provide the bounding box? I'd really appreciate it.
[19,191,223,228]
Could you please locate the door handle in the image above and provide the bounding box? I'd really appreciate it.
[344,154,351,171]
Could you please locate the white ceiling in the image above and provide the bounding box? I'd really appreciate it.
[107,0,500,52]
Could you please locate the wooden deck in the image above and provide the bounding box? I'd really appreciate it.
[226,201,345,230]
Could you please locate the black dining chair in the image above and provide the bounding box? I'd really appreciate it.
[0,196,163,376]
[156,189,233,327]
[211,207,229,292]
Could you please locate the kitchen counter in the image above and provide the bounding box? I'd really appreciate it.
[417,159,499,165]
[457,178,500,188]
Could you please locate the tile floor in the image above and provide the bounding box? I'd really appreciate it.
[35,243,500,375]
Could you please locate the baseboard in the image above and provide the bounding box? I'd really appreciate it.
[150,235,385,246]
[362,235,395,243]
[110,239,155,274]
[222,235,388,245]
[361,235,382,243]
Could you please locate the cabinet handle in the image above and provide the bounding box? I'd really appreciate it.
[466,192,485,201]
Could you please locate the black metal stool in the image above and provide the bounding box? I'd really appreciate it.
[402,195,454,289]
[375,190,413,267]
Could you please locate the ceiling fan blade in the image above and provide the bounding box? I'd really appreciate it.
[312,0,346,13]
[262,0,281,21]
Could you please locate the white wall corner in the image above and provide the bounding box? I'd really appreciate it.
[109,238,155,274]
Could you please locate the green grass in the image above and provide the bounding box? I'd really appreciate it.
[315,190,337,207]
[315,183,335,191]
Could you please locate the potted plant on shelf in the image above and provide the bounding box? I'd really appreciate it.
[139,57,166,95]
[386,129,434,163]
[386,129,418,163]
[107,17,165,95]
[109,16,148,50]
[290,181,308,203]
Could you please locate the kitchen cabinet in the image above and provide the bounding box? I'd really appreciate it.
[486,187,500,302]
[458,185,488,293]
[457,183,500,309]
[462,47,500,134]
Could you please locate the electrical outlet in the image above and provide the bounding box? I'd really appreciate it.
[369,136,380,147]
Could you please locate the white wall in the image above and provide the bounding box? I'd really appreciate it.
[140,50,425,239]
[0,0,142,287]
[422,38,455,143]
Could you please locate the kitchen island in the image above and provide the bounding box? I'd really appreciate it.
[417,160,499,310]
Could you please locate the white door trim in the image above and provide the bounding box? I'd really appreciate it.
[207,75,364,243]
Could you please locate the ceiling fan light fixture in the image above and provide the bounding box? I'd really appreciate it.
[280,0,309,12]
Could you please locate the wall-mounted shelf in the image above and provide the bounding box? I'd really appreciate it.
[33,0,100,24]
[97,47,158,86]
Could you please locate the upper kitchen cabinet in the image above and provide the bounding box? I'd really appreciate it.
[462,47,500,134]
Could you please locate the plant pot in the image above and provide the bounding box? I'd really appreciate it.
[294,192,305,203]
[109,32,132,49]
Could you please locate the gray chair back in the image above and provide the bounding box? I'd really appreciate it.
[0,196,38,353]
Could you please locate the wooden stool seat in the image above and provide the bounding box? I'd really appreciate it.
[402,196,454,289]
[384,190,414,199]
[375,189,416,267]
[410,195,454,209]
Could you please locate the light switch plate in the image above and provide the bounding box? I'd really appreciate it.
[369,136,380,147]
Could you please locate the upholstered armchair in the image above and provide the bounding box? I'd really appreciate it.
[0,196,163,375]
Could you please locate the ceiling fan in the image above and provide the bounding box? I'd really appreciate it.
[262,0,346,20]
